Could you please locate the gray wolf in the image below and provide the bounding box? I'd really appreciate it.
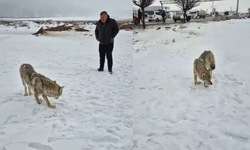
[193,58,213,88]
[19,63,64,108]
[199,50,216,78]
[95,11,119,73]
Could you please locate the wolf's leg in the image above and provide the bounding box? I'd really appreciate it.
[34,90,41,104]
[21,78,28,96]
[204,82,209,88]
[194,74,202,85]
[193,60,202,86]
[210,70,213,79]
[42,95,56,108]
[28,87,32,95]
[194,74,197,86]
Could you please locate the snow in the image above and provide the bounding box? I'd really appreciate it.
[133,19,250,150]
[0,22,133,150]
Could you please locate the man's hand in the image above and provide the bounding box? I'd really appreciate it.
[95,23,99,42]
[111,19,119,39]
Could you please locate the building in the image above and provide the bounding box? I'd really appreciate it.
[133,6,169,12]
[144,6,170,11]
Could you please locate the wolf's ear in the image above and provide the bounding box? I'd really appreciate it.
[54,80,56,83]
[202,73,206,78]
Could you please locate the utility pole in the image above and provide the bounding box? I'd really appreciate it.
[236,0,239,16]
[211,0,215,17]
[160,1,163,10]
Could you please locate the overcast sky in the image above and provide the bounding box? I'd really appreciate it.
[153,0,250,12]
[0,0,132,19]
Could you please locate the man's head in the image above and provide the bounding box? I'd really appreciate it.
[100,11,108,23]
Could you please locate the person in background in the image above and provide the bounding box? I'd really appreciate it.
[161,9,166,23]
[95,11,119,74]
[138,9,142,24]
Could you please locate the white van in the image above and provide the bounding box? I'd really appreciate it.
[189,10,206,19]
[147,10,162,22]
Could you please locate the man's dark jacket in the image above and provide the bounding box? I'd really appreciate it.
[95,16,119,45]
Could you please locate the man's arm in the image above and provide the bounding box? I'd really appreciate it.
[95,23,99,41]
[111,19,119,38]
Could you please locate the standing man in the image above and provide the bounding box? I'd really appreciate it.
[95,11,119,74]
[161,9,166,23]
[138,9,142,24]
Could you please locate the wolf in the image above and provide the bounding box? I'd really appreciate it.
[193,58,213,88]
[19,63,64,108]
[199,50,216,78]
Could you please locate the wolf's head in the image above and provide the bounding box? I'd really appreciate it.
[201,72,212,85]
[52,80,64,99]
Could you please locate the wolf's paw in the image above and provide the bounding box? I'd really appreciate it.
[48,104,56,109]
[36,99,42,104]
[195,81,202,85]
[204,83,209,88]
[24,93,28,96]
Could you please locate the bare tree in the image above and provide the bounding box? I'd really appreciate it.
[133,0,156,29]
[173,0,201,23]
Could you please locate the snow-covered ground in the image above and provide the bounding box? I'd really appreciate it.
[0,22,133,150]
[134,19,250,150]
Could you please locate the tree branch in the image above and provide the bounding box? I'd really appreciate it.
[172,0,201,11]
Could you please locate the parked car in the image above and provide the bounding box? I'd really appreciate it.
[133,11,148,25]
[173,12,191,22]
[224,11,233,20]
[133,11,139,25]
[133,15,139,25]
[189,10,206,19]
[144,13,148,19]
[147,10,162,22]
